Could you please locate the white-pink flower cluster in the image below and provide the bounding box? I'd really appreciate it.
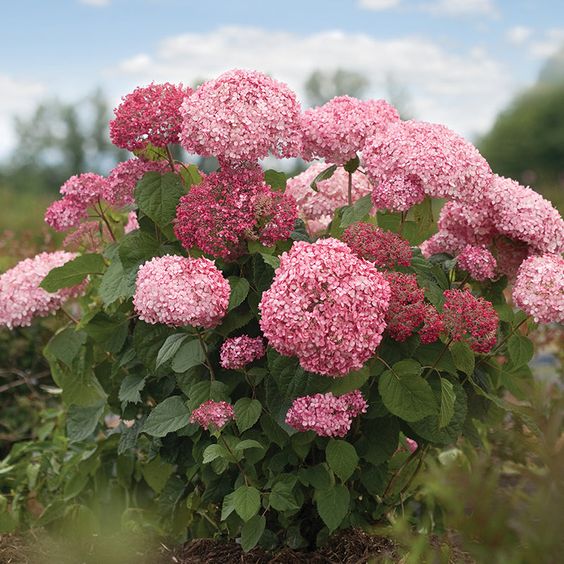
[0,252,84,329]
[220,336,266,370]
[133,255,230,328]
[512,254,564,323]
[457,245,497,281]
[259,238,391,376]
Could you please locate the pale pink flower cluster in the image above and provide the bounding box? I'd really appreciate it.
[512,254,564,323]
[0,252,84,329]
[457,245,497,282]
[63,221,109,252]
[110,82,189,151]
[301,96,399,165]
[180,69,302,163]
[220,336,266,370]
[190,400,235,431]
[259,239,391,376]
[124,211,139,234]
[285,163,372,233]
[437,201,495,247]
[363,121,493,211]
[133,255,230,328]
[285,390,367,437]
[420,230,466,259]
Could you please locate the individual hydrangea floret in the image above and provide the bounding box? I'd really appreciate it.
[189,400,235,431]
[259,238,391,376]
[301,96,399,165]
[220,336,266,370]
[174,166,296,261]
[0,252,85,329]
[457,245,497,282]
[285,390,367,437]
[512,254,564,323]
[124,211,139,234]
[110,82,189,151]
[342,222,412,269]
[180,69,302,163]
[133,255,230,328]
[442,289,498,353]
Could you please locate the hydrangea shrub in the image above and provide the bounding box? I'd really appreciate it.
[1,69,563,550]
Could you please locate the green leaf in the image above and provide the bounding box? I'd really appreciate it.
[298,464,332,490]
[316,485,350,532]
[356,417,399,466]
[378,360,436,422]
[133,143,168,162]
[41,253,105,292]
[134,172,184,236]
[328,366,370,395]
[118,373,145,404]
[260,253,280,270]
[83,312,128,353]
[360,464,388,496]
[326,440,358,482]
[376,211,401,233]
[450,341,475,376]
[118,230,162,272]
[343,155,360,173]
[142,456,174,493]
[310,164,337,191]
[507,335,534,368]
[234,398,262,433]
[99,257,134,305]
[270,481,299,512]
[264,169,287,192]
[228,276,250,311]
[241,514,266,552]
[171,339,205,373]
[178,164,202,186]
[234,439,263,452]
[202,444,228,464]
[439,378,456,429]
[187,380,229,410]
[232,485,261,522]
[340,194,373,228]
[66,402,105,442]
[143,396,190,437]
[156,334,189,368]
[45,328,85,367]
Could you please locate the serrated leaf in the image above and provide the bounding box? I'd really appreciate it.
[450,341,475,376]
[270,481,299,512]
[241,514,266,552]
[310,164,337,191]
[202,444,228,464]
[142,456,174,493]
[234,398,262,433]
[260,253,280,270]
[157,334,189,368]
[439,377,456,429]
[171,339,205,373]
[264,169,287,192]
[41,253,105,292]
[507,335,534,368]
[66,402,105,442]
[118,373,145,404]
[340,194,373,228]
[45,328,85,367]
[316,485,349,532]
[234,439,263,452]
[328,366,370,396]
[232,485,261,522]
[228,276,250,311]
[326,440,358,482]
[143,396,190,437]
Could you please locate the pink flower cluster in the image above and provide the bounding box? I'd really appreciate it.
[63,221,109,252]
[285,390,367,437]
[342,222,412,269]
[180,70,302,163]
[259,239,391,376]
[110,82,189,151]
[190,400,235,431]
[174,166,297,261]
[457,245,497,282]
[0,252,84,329]
[133,255,230,328]
[301,96,399,164]
[442,289,498,353]
[512,254,564,323]
[285,163,372,234]
[220,336,266,370]
[419,305,445,345]
[124,211,139,234]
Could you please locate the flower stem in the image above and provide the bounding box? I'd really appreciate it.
[347,170,353,207]
[218,434,249,486]
[95,200,116,242]
[196,329,216,381]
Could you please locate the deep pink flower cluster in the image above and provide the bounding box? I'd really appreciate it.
[110,82,189,151]
[180,69,302,163]
[124,211,139,234]
[285,390,367,437]
[259,239,390,376]
[301,96,399,165]
[220,336,266,370]
[457,245,497,281]
[442,289,498,353]
[174,166,296,261]
[285,163,372,234]
[45,173,107,232]
[342,222,412,269]
[104,159,173,207]
[364,121,493,211]
[512,254,564,323]
[419,305,445,344]
[189,400,235,431]
[0,252,84,329]
[133,255,230,328]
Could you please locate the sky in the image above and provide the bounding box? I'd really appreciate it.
[1,0,563,156]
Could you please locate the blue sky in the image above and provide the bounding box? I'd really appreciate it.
[1,0,563,154]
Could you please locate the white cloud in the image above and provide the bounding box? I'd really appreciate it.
[358,0,400,11]
[423,0,497,18]
[111,26,514,138]
[79,0,111,6]
[506,26,533,45]
[529,28,564,58]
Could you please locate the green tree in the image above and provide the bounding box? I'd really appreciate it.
[305,69,369,106]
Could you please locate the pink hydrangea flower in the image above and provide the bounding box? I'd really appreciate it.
[512,254,564,323]
[124,211,139,234]
[301,96,399,165]
[0,252,85,329]
[492,237,530,280]
[285,390,367,437]
[110,82,190,151]
[174,166,296,261]
[259,239,391,376]
[45,197,89,232]
[180,69,302,163]
[437,201,496,247]
[457,245,497,282]
[342,222,412,269]
[63,221,109,252]
[220,336,266,370]
[363,120,493,210]
[189,400,235,431]
[419,305,445,344]
[442,289,498,353]
[133,255,230,328]
[420,230,466,259]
